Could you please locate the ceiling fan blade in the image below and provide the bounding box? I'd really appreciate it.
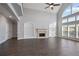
[45,5,50,9]
[45,3,54,5]
[50,3,54,5]
[53,4,60,6]
[45,3,50,5]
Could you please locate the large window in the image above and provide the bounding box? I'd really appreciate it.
[62,3,79,39]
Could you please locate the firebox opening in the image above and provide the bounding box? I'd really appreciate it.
[39,33,45,37]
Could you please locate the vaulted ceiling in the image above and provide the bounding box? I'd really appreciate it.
[23,3,62,14]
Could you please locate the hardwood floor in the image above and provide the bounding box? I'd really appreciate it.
[0,37,79,56]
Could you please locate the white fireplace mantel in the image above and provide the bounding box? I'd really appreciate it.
[36,28,48,38]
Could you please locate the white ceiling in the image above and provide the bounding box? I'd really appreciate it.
[23,3,62,14]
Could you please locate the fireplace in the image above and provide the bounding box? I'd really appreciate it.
[39,33,45,37]
[36,28,48,38]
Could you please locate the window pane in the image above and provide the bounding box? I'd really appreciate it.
[62,25,68,37]
[76,15,79,20]
[76,24,79,38]
[62,18,67,23]
[72,3,79,14]
[68,24,76,38]
[62,6,71,17]
[68,16,75,22]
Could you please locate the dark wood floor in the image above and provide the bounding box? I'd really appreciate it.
[0,37,79,56]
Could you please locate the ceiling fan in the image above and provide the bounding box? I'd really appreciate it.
[45,3,60,10]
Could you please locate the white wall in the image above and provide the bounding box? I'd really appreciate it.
[0,15,8,44]
[0,15,14,44]
[7,18,13,39]
[24,22,35,38]
[12,22,17,38]
[18,19,24,39]
[49,23,56,37]
[18,8,57,39]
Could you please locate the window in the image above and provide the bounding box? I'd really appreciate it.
[68,24,76,38]
[62,25,68,37]
[62,6,71,17]
[62,3,79,39]
[72,3,79,14]
[76,15,79,20]
[62,18,67,23]
[68,16,75,22]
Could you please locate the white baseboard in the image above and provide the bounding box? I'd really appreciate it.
[0,39,8,44]
[17,37,49,40]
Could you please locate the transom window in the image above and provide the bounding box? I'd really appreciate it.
[62,18,67,23]
[62,6,71,17]
[72,3,79,14]
[76,15,79,20]
[68,16,75,22]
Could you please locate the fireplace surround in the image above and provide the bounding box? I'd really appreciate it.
[36,29,48,38]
